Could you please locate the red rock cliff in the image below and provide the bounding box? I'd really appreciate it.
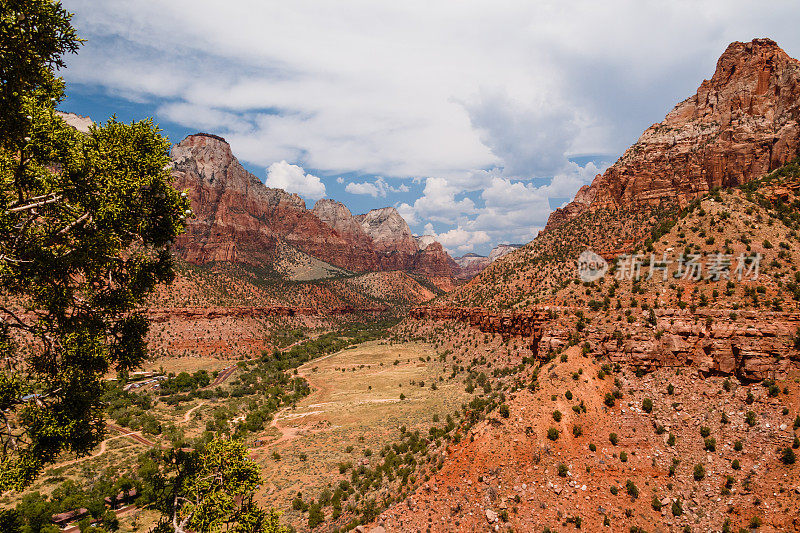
[546,38,800,232]
[171,134,457,276]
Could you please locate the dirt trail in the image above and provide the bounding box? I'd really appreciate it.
[182,401,205,423]
[258,352,336,447]
[107,423,157,447]
[58,435,124,467]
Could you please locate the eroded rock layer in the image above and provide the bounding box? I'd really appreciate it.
[411,306,800,381]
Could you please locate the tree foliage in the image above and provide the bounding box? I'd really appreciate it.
[149,437,287,533]
[0,0,188,490]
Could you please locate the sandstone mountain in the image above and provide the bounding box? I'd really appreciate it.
[546,38,800,232]
[453,243,523,279]
[170,133,457,277]
[356,206,418,255]
[358,40,800,533]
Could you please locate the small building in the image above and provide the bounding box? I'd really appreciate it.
[104,488,138,509]
[52,508,88,527]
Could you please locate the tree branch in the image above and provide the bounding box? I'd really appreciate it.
[55,212,91,237]
[7,194,62,213]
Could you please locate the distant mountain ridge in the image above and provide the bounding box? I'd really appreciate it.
[453,244,523,279]
[170,133,458,277]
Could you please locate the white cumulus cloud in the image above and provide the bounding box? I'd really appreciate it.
[345,176,409,198]
[265,161,326,200]
[423,224,490,254]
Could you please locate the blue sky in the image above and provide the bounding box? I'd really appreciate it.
[58,1,800,256]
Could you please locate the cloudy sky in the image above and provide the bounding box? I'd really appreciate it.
[59,1,800,255]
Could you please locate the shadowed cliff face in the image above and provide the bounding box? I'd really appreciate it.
[546,38,800,232]
[170,134,457,276]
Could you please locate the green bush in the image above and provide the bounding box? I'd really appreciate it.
[693,464,705,481]
[642,398,653,413]
[651,495,662,511]
[547,427,560,441]
[781,447,796,465]
[625,479,638,499]
[671,498,682,516]
[604,393,615,407]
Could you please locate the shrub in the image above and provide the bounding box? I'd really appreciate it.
[699,426,711,438]
[499,404,510,418]
[589,443,596,452]
[746,411,757,426]
[671,498,682,516]
[547,427,560,441]
[749,516,762,529]
[308,503,324,528]
[609,433,618,445]
[667,383,674,395]
[557,463,568,477]
[780,447,796,465]
[704,437,716,452]
[693,464,705,481]
[552,410,562,422]
[651,495,662,511]
[604,393,615,407]
[610,485,618,495]
[667,433,676,446]
[642,398,653,413]
[731,459,740,470]
[625,479,638,499]
[734,440,743,452]
[619,451,628,462]
[572,424,583,437]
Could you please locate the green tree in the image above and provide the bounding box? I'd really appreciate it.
[151,437,288,533]
[12,492,58,533]
[0,1,188,491]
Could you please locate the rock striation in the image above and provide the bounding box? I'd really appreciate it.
[171,134,457,276]
[546,38,800,232]
[411,306,800,381]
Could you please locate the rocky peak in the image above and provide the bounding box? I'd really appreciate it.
[311,199,374,247]
[545,38,800,232]
[414,235,437,250]
[357,207,418,254]
[454,244,524,279]
[172,134,305,209]
[488,244,523,262]
[55,111,93,133]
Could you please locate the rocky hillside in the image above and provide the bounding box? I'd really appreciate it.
[352,40,800,532]
[171,133,457,277]
[546,38,800,233]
